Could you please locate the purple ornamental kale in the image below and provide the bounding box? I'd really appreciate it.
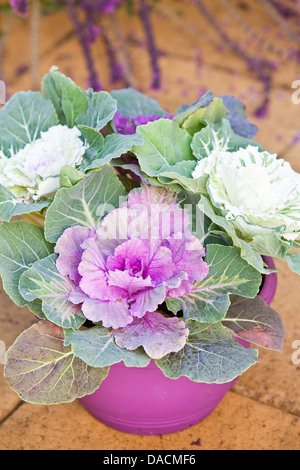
[114,112,173,135]
[55,186,209,359]
[10,0,29,16]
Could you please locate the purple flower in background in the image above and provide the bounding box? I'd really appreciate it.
[289,131,300,147]
[10,0,29,17]
[81,0,122,14]
[113,112,136,135]
[87,76,103,92]
[55,186,209,358]
[86,25,101,44]
[134,113,173,126]
[114,112,172,135]
[101,0,122,13]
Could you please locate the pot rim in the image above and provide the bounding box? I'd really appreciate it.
[260,256,277,305]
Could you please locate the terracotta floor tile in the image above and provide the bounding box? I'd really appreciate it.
[0,391,299,450]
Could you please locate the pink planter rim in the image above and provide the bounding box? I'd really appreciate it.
[79,256,278,435]
[260,256,277,305]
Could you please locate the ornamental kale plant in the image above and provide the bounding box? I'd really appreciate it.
[0,67,293,405]
[0,125,86,202]
[129,93,300,276]
[0,66,142,222]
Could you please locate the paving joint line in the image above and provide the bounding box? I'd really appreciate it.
[230,388,300,419]
[0,401,24,427]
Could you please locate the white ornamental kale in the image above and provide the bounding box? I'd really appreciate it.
[192,145,300,242]
[0,125,86,202]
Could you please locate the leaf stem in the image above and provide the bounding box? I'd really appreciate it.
[30,0,41,90]
[22,212,45,227]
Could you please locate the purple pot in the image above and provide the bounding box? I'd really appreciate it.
[79,256,277,435]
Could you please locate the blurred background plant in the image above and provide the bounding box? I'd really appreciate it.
[0,0,162,91]
[1,0,300,134]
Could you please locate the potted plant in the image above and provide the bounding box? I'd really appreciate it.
[0,68,298,436]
